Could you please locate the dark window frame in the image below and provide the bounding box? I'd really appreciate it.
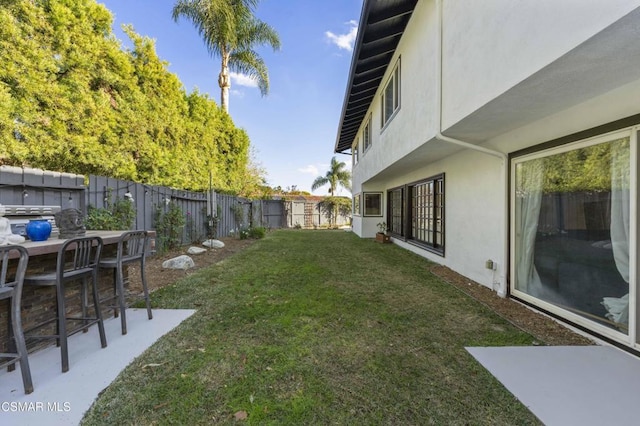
[387,174,444,256]
[387,186,404,237]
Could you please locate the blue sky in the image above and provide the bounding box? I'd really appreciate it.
[98,0,361,195]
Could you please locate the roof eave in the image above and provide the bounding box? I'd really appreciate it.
[334,0,419,154]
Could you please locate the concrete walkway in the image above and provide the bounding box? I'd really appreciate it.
[468,345,640,425]
[0,308,195,425]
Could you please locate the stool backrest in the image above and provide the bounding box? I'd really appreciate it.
[57,236,103,279]
[119,231,148,260]
[0,245,28,292]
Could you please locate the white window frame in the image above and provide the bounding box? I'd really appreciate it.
[509,128,638,347]
[353,193,361,216]
[363,116,372,153]
[352,138,359,166]
[381,58,401,129]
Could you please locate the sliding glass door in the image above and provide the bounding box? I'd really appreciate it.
[511,130,635,342]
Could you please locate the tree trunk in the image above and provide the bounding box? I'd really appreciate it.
[218,55,230,112]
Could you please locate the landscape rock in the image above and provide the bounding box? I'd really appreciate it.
[162,255,195,270]
[203,239,225,248]
[187,246,207,255]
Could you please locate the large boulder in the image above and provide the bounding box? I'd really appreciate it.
[203,239,225,249]
[162,255,195,270]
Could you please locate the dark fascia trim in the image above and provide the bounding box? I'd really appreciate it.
[334,1,418,154]
[334,1,375,154]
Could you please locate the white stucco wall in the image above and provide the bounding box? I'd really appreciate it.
[352,0,439,188]
[442,0,640,129]
[348,0,640,291]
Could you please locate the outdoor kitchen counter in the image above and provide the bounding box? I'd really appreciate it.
[1,230,156,353]
[11,230,132,257]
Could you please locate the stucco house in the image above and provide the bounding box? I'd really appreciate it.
[335,0,640,351]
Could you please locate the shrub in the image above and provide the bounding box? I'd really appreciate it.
[247,226,266,239]
[85,196,136,230]
[154,202,186,252]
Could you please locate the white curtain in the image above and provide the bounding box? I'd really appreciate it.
[603,138,630,325]
[515,159,544,294]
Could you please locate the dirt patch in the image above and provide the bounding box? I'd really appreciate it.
[127,237,257,294]
[430,265,594,346]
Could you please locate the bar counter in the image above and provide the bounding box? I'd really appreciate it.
[1,230,155,353]
[13,230,135,257]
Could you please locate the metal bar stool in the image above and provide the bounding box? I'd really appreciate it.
[99,230,152,335]
[23,236,107,373]
[0,245,33,394]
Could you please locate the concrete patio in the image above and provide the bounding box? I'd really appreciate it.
[0,308,195,425]
[468,345,640,425]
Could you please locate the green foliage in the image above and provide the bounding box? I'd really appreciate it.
[318,196,352,227]
[172,0,280,112]
[204,205,222,239]
[0,0,264,196]
[238,227,267,239]
[311,156,351,196]
[247,226,266,239]
[85,192,136,230]
[230,203,245,229]
[539,138,629,193]
[154,202,186,252]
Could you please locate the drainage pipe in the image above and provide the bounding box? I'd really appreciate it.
[435,0,508,297]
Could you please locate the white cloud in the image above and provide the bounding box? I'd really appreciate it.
[230,88,244,98]
[298,164,320,176]
[325,20,358,52]
[230,72,258,88]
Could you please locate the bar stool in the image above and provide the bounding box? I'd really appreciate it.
[0,245,33,394]
[99,230,152,335]
[23,236,107,373]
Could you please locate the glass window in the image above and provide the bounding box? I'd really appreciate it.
[363,192,382,216]
[381,60,400,127]
[353,138,359,166]
[353,194,361,216]
[387,187,404,236]
[363,118,371,152]
[409,175,444,250]
[512,134,630,334]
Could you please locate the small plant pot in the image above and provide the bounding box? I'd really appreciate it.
[375,232,391,243]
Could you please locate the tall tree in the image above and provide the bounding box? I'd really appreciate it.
[312,157,351,228]
[311,156,352,196]
[172,0,280,113]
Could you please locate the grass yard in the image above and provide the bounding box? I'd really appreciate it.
[82,230,541,425]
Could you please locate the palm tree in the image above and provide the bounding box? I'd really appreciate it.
[312,157,351,226]
[172,0,280,112]
[311,156,352,195]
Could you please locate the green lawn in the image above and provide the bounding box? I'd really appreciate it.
[82,230,540,425]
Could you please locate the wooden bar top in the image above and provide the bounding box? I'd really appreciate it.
[10,230,155,258]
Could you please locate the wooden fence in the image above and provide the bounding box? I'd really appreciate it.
[0,167,350,248]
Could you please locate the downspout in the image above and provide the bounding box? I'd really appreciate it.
[435,0,509,297]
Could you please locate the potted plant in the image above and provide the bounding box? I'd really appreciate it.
[376,222,391,243]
